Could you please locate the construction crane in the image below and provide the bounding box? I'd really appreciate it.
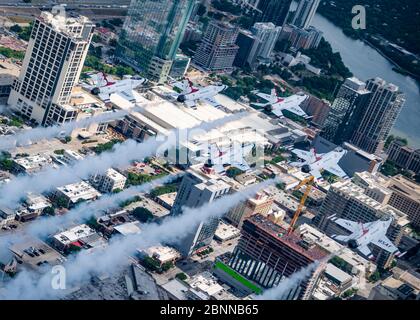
[287,175,315,235]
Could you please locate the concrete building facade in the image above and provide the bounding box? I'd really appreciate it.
[8,11,94,125]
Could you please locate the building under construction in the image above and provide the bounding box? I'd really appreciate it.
[227,214,329,299]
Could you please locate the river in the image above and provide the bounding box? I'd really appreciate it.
[309,14,420,148]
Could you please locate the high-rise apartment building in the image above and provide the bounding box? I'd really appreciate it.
[386,175,420,228]
[257,0,292,27]
[228,214,328,295]
[233,30,261,68]
[251,22,281,63]
[322,77,371,145]
[351,78,405,154]
[116,0,194,83]
[314,179,409,268]
[291,0,320,29]
[170,165,232,257]
[8,11,94,125]
[193,20,239,72]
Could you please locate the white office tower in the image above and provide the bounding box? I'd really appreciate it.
[171,165,231,257]
[8,11,94,125]
[291,0,320,29]
[251,22,281,63]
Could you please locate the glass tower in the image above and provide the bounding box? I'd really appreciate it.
[116,0,195,82]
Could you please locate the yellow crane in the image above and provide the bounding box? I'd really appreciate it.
[287,176,315,235]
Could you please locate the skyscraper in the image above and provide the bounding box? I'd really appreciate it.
[257,0,292,26]
[291,0,320,29]
[8,11,94,125]
[116,0,194,83]
[351,78,405,154]
[322,77,371,145]
[193,20,239,72]
[228,214,328,294]
[251,22,281,63]
[170,165,231,257]
[233,30,261,68]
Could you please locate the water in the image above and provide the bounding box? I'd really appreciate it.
[310,14,420,148]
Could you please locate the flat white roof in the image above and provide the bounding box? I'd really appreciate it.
[53,224,96,245]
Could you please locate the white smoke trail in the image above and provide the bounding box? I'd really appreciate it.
[0,173,183,247]
[1,177,279,299]
[0,104,158,151]
[257,248,347,300]
[256,262,319,300]
[0,112,247,208]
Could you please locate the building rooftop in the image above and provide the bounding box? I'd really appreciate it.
[14,155,52,171]
[56,181,101,202]
[9,237,65,269]
[39,11,93,40]
[248,215,329,262]
[53,224,97,246]
[214,220,241,241]
[144,246,180,263]
[388,175,420,202]
[114,221,142,236]
[325,263,352,284]
[188,272,224,297]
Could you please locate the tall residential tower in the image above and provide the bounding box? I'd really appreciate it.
[116,0,195,83]
[291,0,320,29]
[322,77,371,145]
[8,11,94,125]
[351,78,405,154]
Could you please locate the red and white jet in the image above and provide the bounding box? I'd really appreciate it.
[255,88,308,118]
[331,217,402,259]
[174,79,227,107]
[291,147,347,179]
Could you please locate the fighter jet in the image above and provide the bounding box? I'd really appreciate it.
[331,216,401,259]
[254,89,308,118]
[195,143,253,173]
[174,79,227,108]
[291,147,347,179]
[86,72,147,101]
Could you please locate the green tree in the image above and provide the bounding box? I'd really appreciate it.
[132,207,153,223]
[42,206,55,216]
[176,272,187,281]
[226,167,244,178]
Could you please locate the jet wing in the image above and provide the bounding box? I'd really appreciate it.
[371,236,399,254]
[323,162,347,178]
[332,218,360,233]
[358,245,374,259]
[204,97,220,107]
[271,106,285,117]
[184,99,197,108]
[285,105,308,118]
[310,169,322,180]
[256,92,276,103]
[292,149,315,163]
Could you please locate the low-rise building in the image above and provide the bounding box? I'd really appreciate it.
[214,220,241,242]
[54,181,101,208]
[142,246,181,267]
[0,206,15,227]
[52,224,104,251]
[12,154,53,175]
[90,168,127,193]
